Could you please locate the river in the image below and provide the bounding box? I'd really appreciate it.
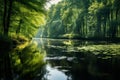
[32,38,120,80]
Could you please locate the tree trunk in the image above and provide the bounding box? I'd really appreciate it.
[96,14,101,38]
[3,0,7,36]
[3,0,13,36]
[16,19,22,34]
[3,0,13,79]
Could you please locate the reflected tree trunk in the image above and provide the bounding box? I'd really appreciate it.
[3,52,12,80]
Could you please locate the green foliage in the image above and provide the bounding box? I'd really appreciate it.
[88,1,104,14]
[39,0,120,40]
[10,1,47,38]
[1,0,47,38]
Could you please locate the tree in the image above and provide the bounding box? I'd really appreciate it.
[2,0,47,36]
[1,0,47,79]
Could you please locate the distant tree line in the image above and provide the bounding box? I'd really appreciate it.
[38,0,120,40]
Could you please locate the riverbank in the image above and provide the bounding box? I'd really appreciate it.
[40,36,120,43]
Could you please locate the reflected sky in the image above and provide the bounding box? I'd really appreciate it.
[44,64,68,80]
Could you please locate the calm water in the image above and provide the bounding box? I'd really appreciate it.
[33,38,120,80]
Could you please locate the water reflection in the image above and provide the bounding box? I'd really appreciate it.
[43,64,68,80]
[11,42,46,80]
[33,38,120,80]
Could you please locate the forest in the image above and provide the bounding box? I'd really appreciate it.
[0,0,120,80]
[0,0,47,79]
[37,0,120,41]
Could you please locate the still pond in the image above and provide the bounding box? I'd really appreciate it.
[32,38,120,80]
